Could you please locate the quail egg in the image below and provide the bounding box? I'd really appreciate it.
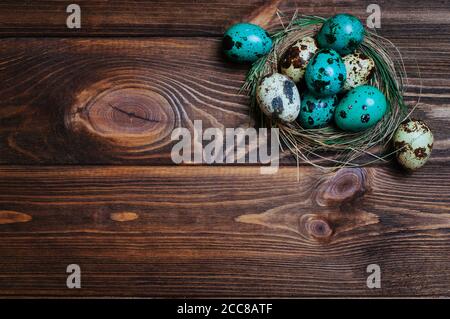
[256,73,301,122]
[280,36,318,83]
[393,119,434,170]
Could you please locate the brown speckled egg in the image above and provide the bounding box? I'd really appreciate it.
[393,119,434,170]
[280,36,318,83]
[343,52,375,91]
[256,73,301,122]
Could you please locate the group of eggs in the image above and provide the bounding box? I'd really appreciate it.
[223,14,434,170]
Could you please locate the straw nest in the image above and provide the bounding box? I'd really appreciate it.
[242,15,410,169]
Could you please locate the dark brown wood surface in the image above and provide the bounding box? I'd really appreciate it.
[0,0,449,37]
[0,0,449,297]
[1,165,449,297]
[0,38,448,164]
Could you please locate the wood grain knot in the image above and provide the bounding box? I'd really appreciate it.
[68,84,178,150]
[0,210,32,225]
[299,214,333,241]
[110,212,139,222]
[245,0,283,28]
[304,217,333,238]
[315,168,370,206]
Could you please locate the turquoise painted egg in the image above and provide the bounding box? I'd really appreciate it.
[298,93,338,129]
[305,49,346,96]
[223,23,272,63]
[334,85,387,132]
[317,14,365,55]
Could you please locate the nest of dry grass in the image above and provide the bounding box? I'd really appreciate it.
[242,14,410,169]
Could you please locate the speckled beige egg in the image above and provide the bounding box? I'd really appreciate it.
[393,119,434,170]
[280,36,318,83]
[256,73,300,122]
[342,52,375,91]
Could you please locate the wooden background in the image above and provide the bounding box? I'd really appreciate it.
[0,0,449,297]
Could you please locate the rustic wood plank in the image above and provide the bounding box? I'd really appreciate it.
[0,37,250,164]
[0,37,448,164]
[0,0,298,37]
[0,0,270,37]
[0,165,448,297]
[0,0,449,37]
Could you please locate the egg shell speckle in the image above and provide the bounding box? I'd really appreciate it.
[223,23,272,63]
[334,85,387,132]
[256,73,301,122]
[343,52,375,91]
[393,120,434,170]
[298,93,338,129]
[305,49,346,96]
[317,14,365,55]
[280,36,319,83]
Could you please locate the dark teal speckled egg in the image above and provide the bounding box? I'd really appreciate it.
[298,93,338,129]
[334,85,387,132]
[317,14,365,55]
[305,49,346,96]
[223,23,272,63]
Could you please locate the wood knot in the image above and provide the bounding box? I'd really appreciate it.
[0,210,32,225]
[301,215,333,241]
[315,168,370,206]
[67,84,178,149]
[110,212,139,222]
[245,0,283,28]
